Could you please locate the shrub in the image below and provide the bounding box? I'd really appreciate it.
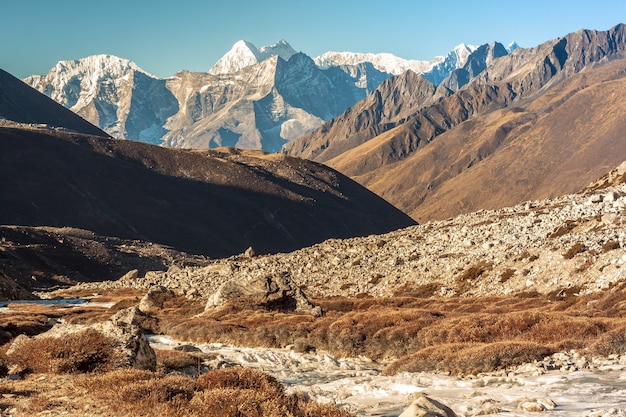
[602,240,621,252]
[563,243,586,259]
[6,328,124,374]
[155,349,204,374]
[384,342,554,375]
[589,326,626,356]
[198,368,284,395]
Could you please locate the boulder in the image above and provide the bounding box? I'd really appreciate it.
[138,285,175,313]
[118,269,139,282]
[517,398,556,412]
[205,272,322,316]
[399,395,457,417]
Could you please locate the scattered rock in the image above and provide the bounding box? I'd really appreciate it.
[399,395,457,417]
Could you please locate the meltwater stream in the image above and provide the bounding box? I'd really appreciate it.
[148,335,626,417]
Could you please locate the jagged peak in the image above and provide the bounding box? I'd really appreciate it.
[506,41,520,53]
[209,39,297,75]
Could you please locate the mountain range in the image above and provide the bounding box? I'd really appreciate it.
[23,40,496,152]
[285,24,626,222]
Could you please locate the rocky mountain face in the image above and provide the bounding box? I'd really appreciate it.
[286,24,626,222]
[283,42,509,162]
[23,40,484,152]
[0,69,107,137]
[0,125,416,260]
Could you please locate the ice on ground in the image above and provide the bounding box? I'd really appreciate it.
[148,335,626,416]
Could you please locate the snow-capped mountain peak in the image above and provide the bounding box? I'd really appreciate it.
[23,54,151,110]
[506,41,520,53]
[209,39,297,75]
[258,39,297,61]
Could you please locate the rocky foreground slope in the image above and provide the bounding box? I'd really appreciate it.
[78,163,626,300]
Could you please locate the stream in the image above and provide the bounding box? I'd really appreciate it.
[148,335,626,417]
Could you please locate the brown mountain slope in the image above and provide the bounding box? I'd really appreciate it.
[283,43,512,164]
[283,70,438,162]
[339,58,626,221]
[0,69,107,137]
[293,24,626,221]
[0,127,416,259]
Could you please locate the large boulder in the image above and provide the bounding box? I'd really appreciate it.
[399,395,457,417]
[205,272,322,316]
[138,285,175,313]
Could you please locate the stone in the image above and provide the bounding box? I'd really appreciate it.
[118,269,139,282]
[244,246,256,257]
[518,398,556,412]
[399,395,457,417]
[205,272,322,316]
[138,285,175,313]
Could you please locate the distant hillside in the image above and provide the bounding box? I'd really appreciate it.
[0,127,416,258]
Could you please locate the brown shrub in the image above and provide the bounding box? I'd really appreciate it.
[499,268,516,283]
[602,240,621,252]
[80,368,353,417]
[384,341,554,375]
[549,221,577,238]
[563,243,586,259]
[198,368,284,395]
[155,349,204,374]
[6,328,124,374]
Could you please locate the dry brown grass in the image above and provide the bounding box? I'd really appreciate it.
[6,328,124,374]
[0,367,353,416]
[151,285,626,375]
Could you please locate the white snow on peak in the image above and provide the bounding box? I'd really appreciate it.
[313,51,433,75]
[507,41,520,53]
[258,39,297,61]
[314,43,479,78]
[449,43,479,67]
[209,39,297,75]
[23,54,153,112]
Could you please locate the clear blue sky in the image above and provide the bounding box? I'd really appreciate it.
[2,0,625,79]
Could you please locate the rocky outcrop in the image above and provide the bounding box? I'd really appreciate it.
[205,272,322,316]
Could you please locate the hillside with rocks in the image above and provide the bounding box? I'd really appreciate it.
[75,162,626,301]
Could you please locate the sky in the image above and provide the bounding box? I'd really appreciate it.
[2,0,626,79]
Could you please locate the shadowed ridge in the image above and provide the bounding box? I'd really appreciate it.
[0,69,108,137]
[0,127,416,258]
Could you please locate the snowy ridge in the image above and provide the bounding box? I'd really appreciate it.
[208,39,297,75]
[313,51,434,75]
[23,54,150,110]
[314,43,479,85]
